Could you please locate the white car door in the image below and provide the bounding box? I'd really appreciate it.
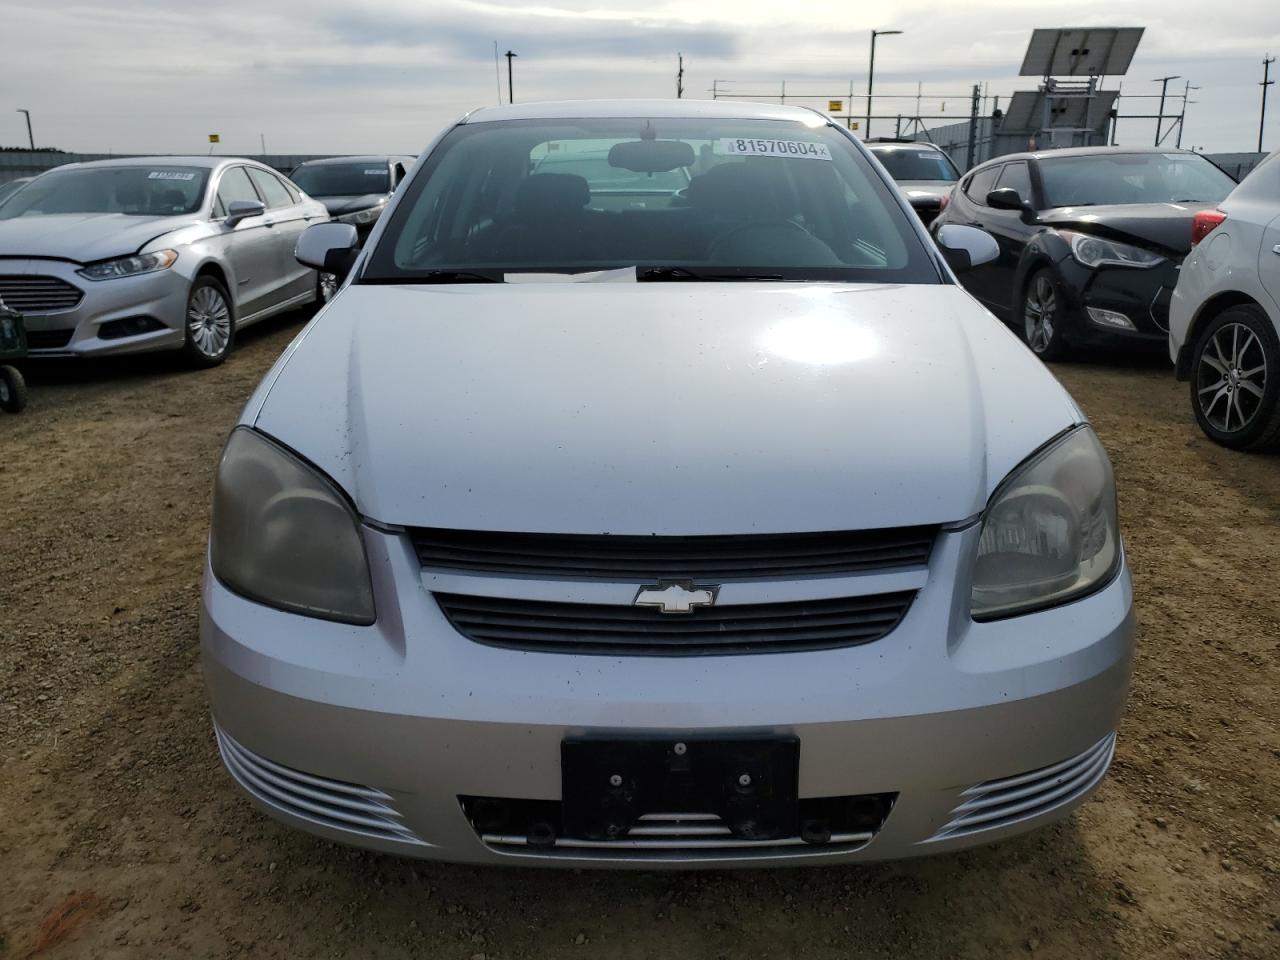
[213,165,279,319]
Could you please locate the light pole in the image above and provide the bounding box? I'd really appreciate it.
[1152,75,1180,146]
[16,109,33,150]
[504,50,517,104]
[1261,56,1275,153]
[866,29,903,138]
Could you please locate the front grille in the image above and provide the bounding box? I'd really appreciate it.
[26,328,75,350]
[927,733,1116,842]
[462,794,895,861]
[411,526,937,581]
[0,275,84,314]
[214,725,425,847]
[435,590,915,655]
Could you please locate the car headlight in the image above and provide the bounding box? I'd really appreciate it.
[77,249,178,281]
[971,426,1120,620]
[1060,230,1163,269]
[210,427,375,625]
[338,205,383,226]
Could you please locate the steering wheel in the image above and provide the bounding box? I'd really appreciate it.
[707,219,840,266]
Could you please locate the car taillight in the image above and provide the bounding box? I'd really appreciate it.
[1191,210,1226,246]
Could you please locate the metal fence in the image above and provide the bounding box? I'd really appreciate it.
[0,151,340,185]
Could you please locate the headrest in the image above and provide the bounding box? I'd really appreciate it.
[514,174,590,218]
[686,163,778,218]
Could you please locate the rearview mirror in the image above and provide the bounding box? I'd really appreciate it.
[225,198,265,227]
[935,224,999,273]
[296,222,360,279]
[986,187,1027,212]
[608,139,695,174]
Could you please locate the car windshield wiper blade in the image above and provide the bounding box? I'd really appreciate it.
[637,267,786,282]
[410,270,504,284]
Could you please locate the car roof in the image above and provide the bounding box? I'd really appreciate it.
[970,145,1198,170]
[294,155,415,167]
[37,156,269,174]
[462,99,824,125]
[866,140,946,151]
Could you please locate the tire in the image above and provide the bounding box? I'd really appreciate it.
[0,365,27,413]
[181,275,235,367]
[1189,304,1280,452]
[1018,268,1070,361]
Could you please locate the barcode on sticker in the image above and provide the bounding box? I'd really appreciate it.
[719,138,831,161]
[148,171,196,180]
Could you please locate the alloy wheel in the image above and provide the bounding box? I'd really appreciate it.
[187,285,231,359]
[319,273,338,302]
[1196,321,1268,434]
[1024,276,1057,353]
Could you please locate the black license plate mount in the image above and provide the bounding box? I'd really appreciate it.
[561,736,799,842]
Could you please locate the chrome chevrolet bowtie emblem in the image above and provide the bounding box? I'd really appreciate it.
[633,581,718,614]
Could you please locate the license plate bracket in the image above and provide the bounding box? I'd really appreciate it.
[561,736,799,842]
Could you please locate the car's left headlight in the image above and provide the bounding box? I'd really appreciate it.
[971,426,1120,620]
[1060,230,1163,269]
[77,249,178,281]
[210,427,375,625]
[337,205,383,226]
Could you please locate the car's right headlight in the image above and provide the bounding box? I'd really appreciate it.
[1060,230,1164,269]
[210,427,375,625]
[970,426,1120,620]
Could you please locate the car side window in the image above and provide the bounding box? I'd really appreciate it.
[965,166,1001,206]
[248,168,294,209]
[216,166,260,218]
[996,161,1032,203]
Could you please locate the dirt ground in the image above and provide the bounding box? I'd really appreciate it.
[1,313,1277,960]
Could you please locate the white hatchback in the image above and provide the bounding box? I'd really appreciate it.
[1169,149,1280,451]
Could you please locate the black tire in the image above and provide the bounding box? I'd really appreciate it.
[1017,268,1071,361]
[1189,304,1280,452]
[181,275,235,367]
[0,365,27,413]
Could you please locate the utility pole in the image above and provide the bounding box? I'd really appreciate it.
[504,50,517,105]
[1261,55,1275,153]
[866,29,903,137]
[16,109,33,150]
[676,53,684,99]
[1153,75,1180,146]
[260,133,266,156]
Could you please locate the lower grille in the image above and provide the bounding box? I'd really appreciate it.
[927,733,1116,842]
[214,725,425,847]
[463,794,895,861]
[26,328,75,350]
[435,590,916,655]
[0,275,83,314]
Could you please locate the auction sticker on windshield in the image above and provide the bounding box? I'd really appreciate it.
[719,138,831,160]
[148,171,196,180]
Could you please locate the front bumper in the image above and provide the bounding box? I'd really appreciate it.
[1054,257,1181,349]
[2,258,188,357]
[201,524,1135,868]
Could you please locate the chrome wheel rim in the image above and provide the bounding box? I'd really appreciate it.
[1196,321,1267,434]
[319,273,338,302]
[187,285,231,358]
[1024,276,1056,353]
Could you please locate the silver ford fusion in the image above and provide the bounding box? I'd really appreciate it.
[202,100,1134,867]
[0,157,328,364]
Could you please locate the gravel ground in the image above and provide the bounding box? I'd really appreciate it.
[0,313,1277,959]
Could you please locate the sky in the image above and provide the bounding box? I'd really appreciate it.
[2,0,1277,156]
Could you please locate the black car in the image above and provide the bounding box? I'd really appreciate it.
[865,139,960,225]
[290,155,416,237]
[931,147,1237,359]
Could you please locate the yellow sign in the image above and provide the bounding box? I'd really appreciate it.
[828,100,843,113]
[850,121,860,130]
[208,134,220,144]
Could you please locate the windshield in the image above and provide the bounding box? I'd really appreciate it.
[1038,153,1236,208]
[292,162,390,197]
[0,179,30,208]
[363,117,939,284]
[869,146,959,183]
[0,165,209,219]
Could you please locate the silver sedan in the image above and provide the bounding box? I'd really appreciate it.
[0,157,329,365]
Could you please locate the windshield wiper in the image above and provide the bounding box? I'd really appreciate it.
[637,267,786,282]
[410,270,504,284]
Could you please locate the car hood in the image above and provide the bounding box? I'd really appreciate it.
[1036,201,1217,257]
[253,283,1081,533]
[319,195,387,216]
[898,182,954,204]
[0,213,197,262]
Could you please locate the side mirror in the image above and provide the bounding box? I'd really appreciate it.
[296,221,360,279]
[225,198,265,227]
[986,188,1033,217]
[935,224,999,273]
